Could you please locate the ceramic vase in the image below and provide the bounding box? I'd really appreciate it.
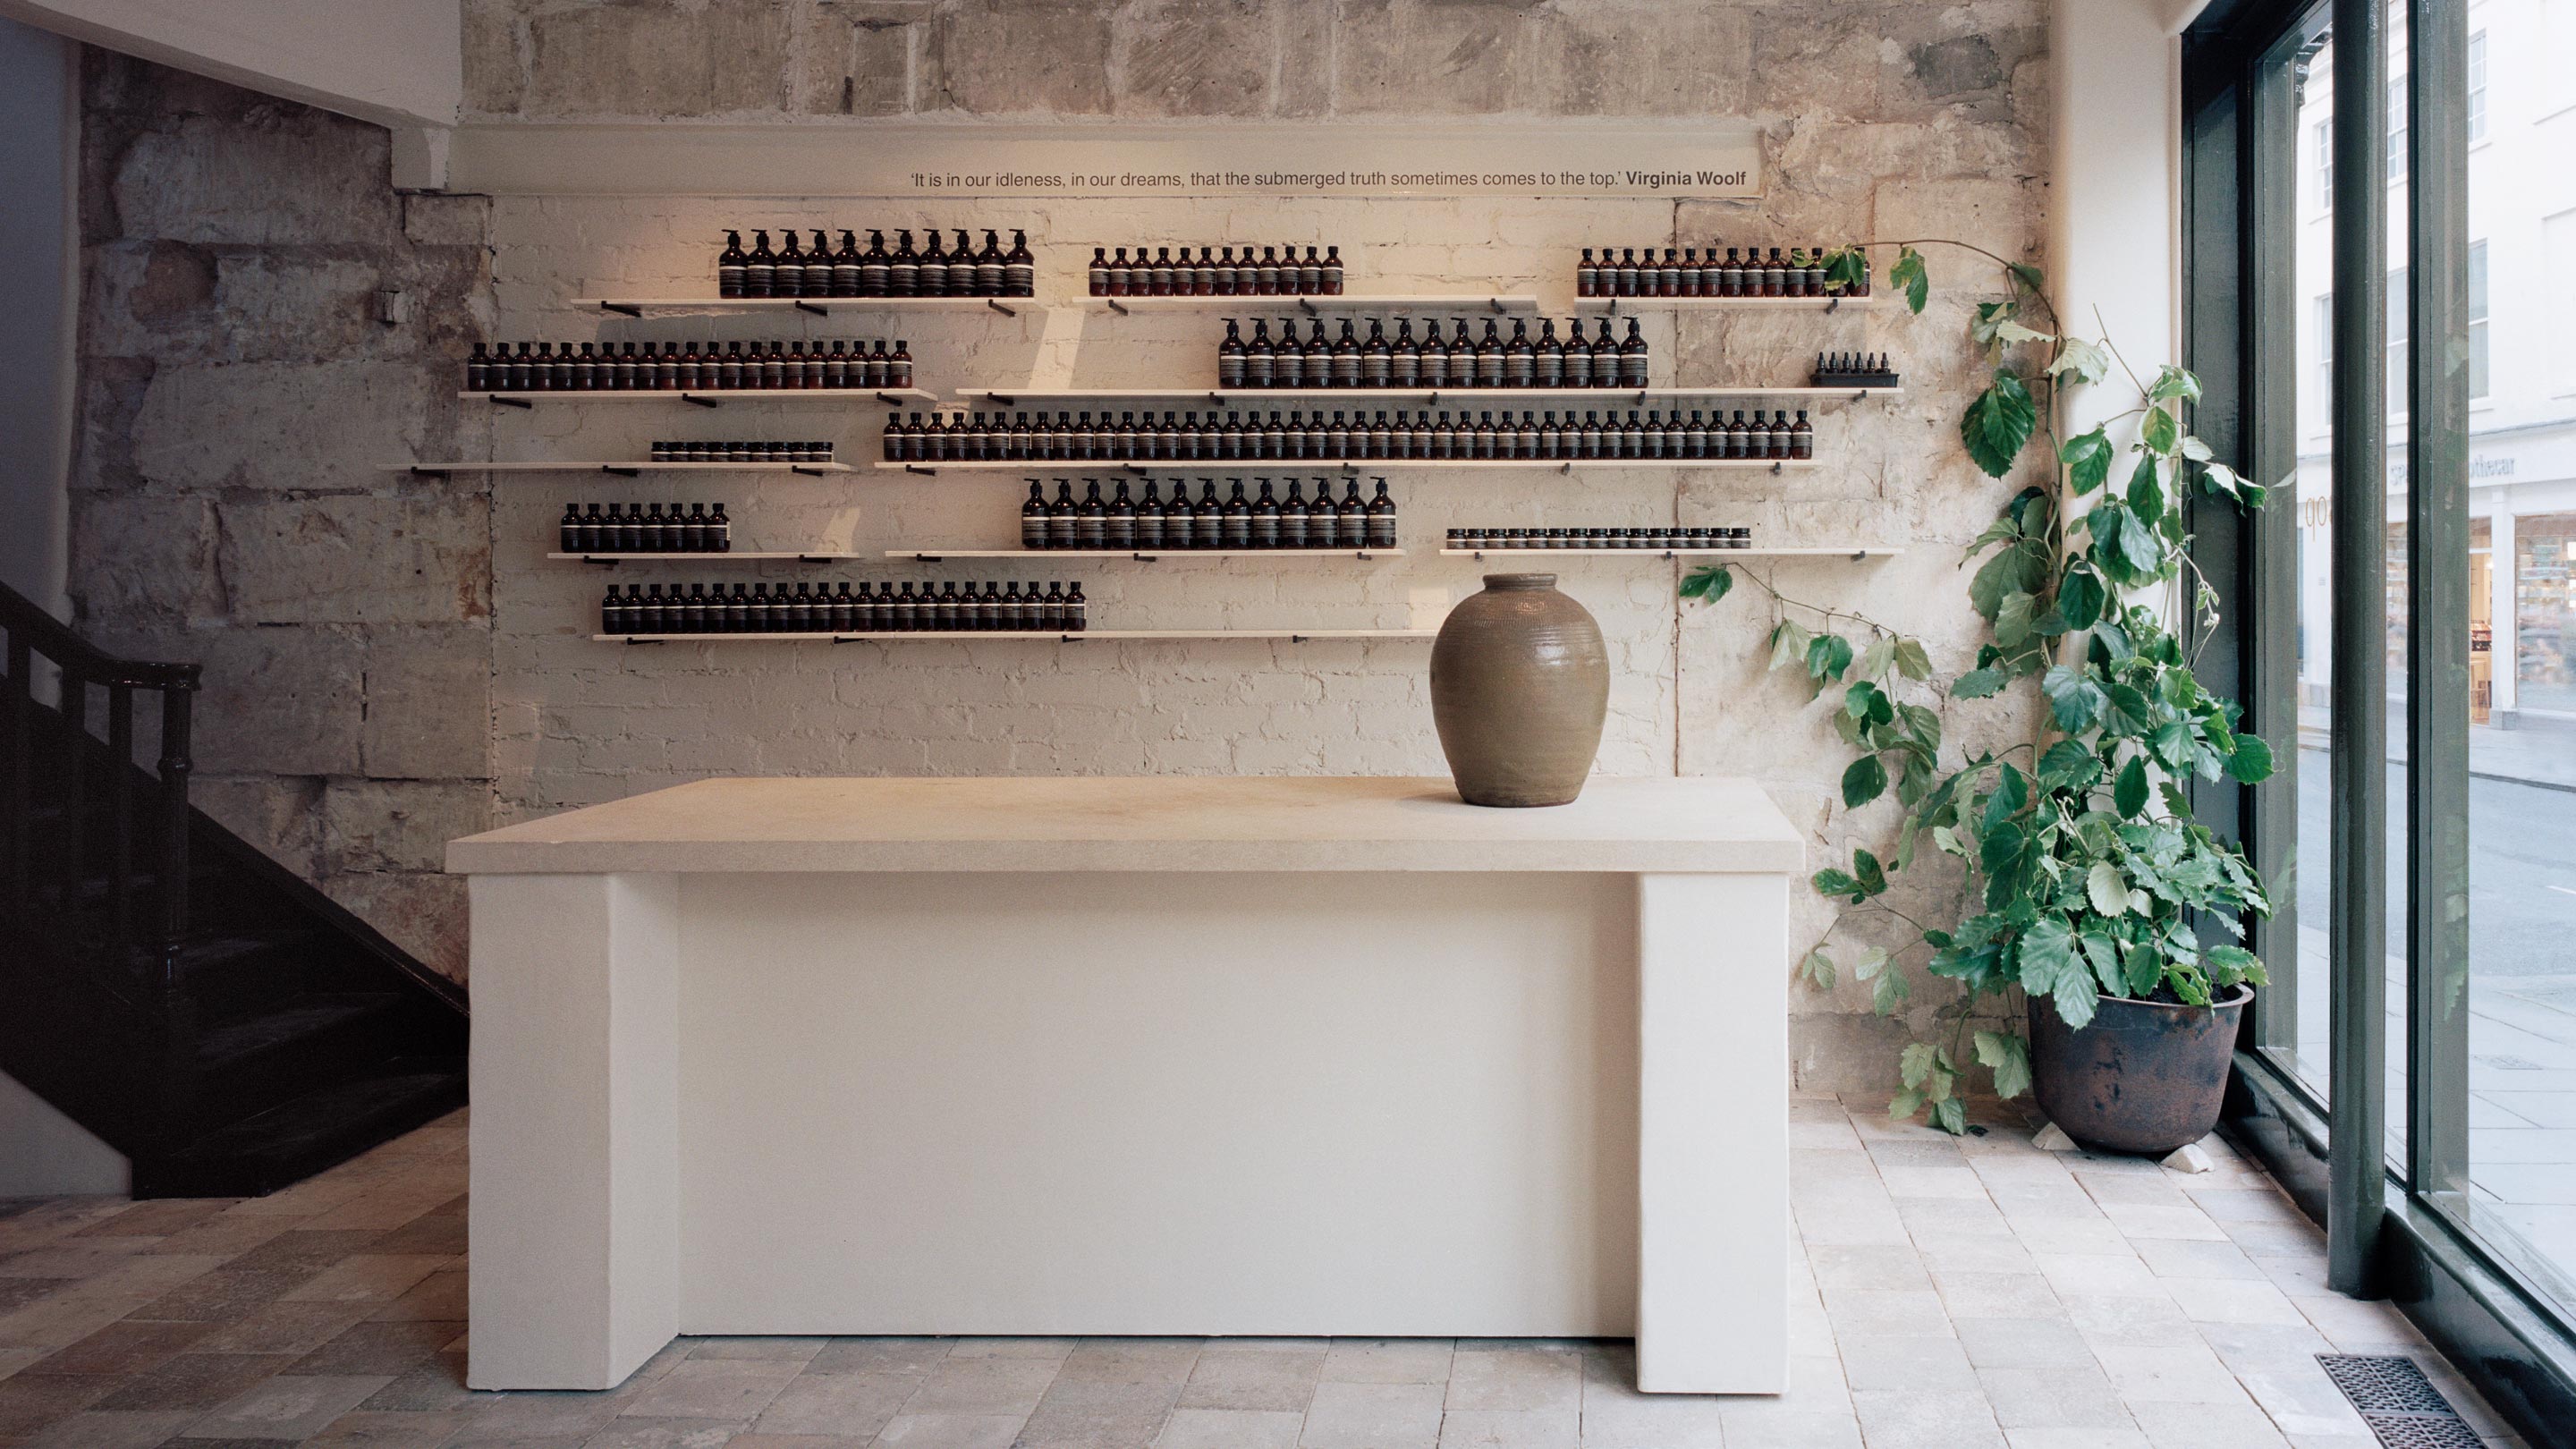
[1429,573,1610,807]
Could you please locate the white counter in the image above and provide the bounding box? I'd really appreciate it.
[450,776,1800,1395]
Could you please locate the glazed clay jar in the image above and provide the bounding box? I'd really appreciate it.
[1429,573,1610,807]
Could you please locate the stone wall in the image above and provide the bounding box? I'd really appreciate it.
[72,0,2052,1091]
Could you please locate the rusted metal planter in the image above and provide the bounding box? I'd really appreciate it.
[2028,987,2251,1156]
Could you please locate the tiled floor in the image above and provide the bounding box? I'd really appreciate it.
[0,1097,2534,1449]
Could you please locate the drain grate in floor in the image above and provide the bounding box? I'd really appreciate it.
[2317,1355,2484,1448]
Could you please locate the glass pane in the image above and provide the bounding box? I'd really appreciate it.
[2289,29,2333,1097]
[2461,0,2576,1318]
[2384,7,2411,1170]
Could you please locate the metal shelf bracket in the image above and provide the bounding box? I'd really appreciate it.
[1105,297,1130,315]
[986,299,1017,317]
[597,301,643,318]
[904,464,937,477]
[487,395,533,410]
[679,393,721,409]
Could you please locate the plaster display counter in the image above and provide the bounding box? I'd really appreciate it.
[446,775,1800,1394]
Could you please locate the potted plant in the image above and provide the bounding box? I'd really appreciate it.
[1681,243,2275,1155]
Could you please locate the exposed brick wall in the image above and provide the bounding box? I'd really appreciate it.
[73,1,2052,1090]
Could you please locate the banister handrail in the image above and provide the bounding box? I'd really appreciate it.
[0,581,200,691]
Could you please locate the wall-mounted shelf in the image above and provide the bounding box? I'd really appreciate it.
[393,461,852,476]
[1440,546,1903,560]
[1574,295,1872,315]
[888,548,1402,562]
[874,458,1817,476]
[1082,294,1538,316]
[595,629,1435,644]
[551,552,861,564]
[573,296,1029,318]
[954,386,1899,405]
[462,389,934,410]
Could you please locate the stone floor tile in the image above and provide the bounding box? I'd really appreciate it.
[685,1341,824,1365]
[1978,1366,2133,1429]
[2233,1361,2368,1439]
[92,1357,295,1415]
[351,1220,462,1262]
[1834,1335,1975,1392]
[436,1389,623,1444]
[0,1371,121,1437]
[1712,1409,1862,1447]
[1295,1380,1442,1449]
[719,1435,868,1449]
[189,1303,374,1360]
[1878,1165,1991,1200]
[29,1322,214,1377]
[745,1370,912,1438]
[284,1321,461,1378]
[1570,1382,1724,1448]
[801,1340,950,1377]
[939,1339,1070,1361]
[1934,1271,2063,1318]
[1,1345,51,1382]
[2072,1174,2191,1208]
[2064,1294,2202,1347]
[216,1236,385,1279]
[2292,1293,2426,1350]
[1318,1341,1452,1385]
[2219,1221,2326,1259]
[1790,1202,1911,1247]
[1440,1348,1578,1412]
[2135,1398,2292,1447]
[15,1409,197,1449]
[1815,1288,1953,1338]
[136,1220,300,1266]
[865,1414,1022,1448]
[1791,1119,1863,1151]
[2100,1205,2229,1242]
[363,1275,462,1327]
[1895,1198,2017,1240]
[2002,1428,2150,1448]
[618,1360,802,1421]
[348,1360,471,1415]
[1953,1318,2093,1371]
[2182,1190,2303,1225]
[2035,1255,2168,1300]
[181,1373,393,1440]
[72,1207,226,1243]
[2132,1241,2265,1282]
[123,1274,310,1327]
[1916,1236,2040,1275]
[1992,1185,2108,1222]
[1429,1406,1575,1447]
[576,1416,748,1449]
[2248,1255,2331,1301]
[1849,1388,2007,1449]
[296,1409,462,1449]
[2162,1278,2307,1327]
[2010,1220,2134,1257]
[277,1260,449,1309]
[2098,1344,2253,1407]
[894,1359,1058,1418]
[1174,1349,1321,1413]
[1805,1244,1931,1292]
[1153,1406,1302,1448]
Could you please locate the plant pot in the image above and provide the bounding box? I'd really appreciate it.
[1429,573,1609,808]
[2028,986,2250,1156]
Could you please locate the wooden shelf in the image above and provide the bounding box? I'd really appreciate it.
[594,629,1435,643]
[954,386,1898,404]
[572,296,1032,317]
[1442,544,1906,554]
[394,461,851,475]
[887,548,1402,561]
[873,458,1817,475]
[550,552,863,564]
[462,389,934,408]
[1081,294,1539,315]
[1572,295,1874,313]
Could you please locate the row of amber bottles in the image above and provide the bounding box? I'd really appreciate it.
[716,229,1035,299]
[1089,245,1343,296]
[560,503,731,554]
[605,580,1085,634]
[885,407,1810,462]
[467,340,911,393]
[1217,317,1647,390]
[1575,245,1860,299]
[1020,479,1396,551]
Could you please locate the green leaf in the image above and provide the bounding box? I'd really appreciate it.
[1799,948,1837,989]
[2128,453,2167,521]
[1893,639,1933,681]
[1856,636,1896,684]
[2041,665,2106,731]
[1891,246,1929,314]
[1953,666,2009,699]
[1983,764,2029,833]
[1769,619,1812,673]
[2114,756,2149,816]
[1930,1097,1969,1135]
[1889,1087,1925,1122]
[2057,566,2106,631]
[2006,260,2046,292]
[1813,868,1860,900]
[2039,739,2102,790]
[1961,369,2039,478]
[1843,754,1889,809]
[2060,426,2113,495]
[1993,318,2053,347]
[2048,336,2112,386]
[1973,1030,2034,1099]
[1996,590,2039,648]
[2123,941,2164,996]
[1845,680,1894,725]
[2227,734,2275,784]
[2150,720,2196,770]
[2148,364,2203,404]
[2140,406,2180,455]
[1825,247,1872,295]
[1808,632,1856,684]
[1680,565,1733,601]
[1900,1041,1940,1089]
[1853,848,1888,894]
[2179,436,2214,462]
[2018,917,2080,992]
[2088,860,2132,917]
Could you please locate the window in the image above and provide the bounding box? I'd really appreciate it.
[2316,119,2334,208]
[2386,266,2407,411]
[2468,31,2487,143]
[2387,78,2408,182]
[2468,241,2488,399]
[2315,293,2334,424]
[2549,210,2576,394]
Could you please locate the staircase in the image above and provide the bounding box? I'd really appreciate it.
[2,584,467,1197]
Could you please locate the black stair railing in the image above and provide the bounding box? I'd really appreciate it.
[2,580,200,1149]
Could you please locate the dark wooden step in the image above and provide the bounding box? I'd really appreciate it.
[134,1055,466,1198]
[194,991,414,1125]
